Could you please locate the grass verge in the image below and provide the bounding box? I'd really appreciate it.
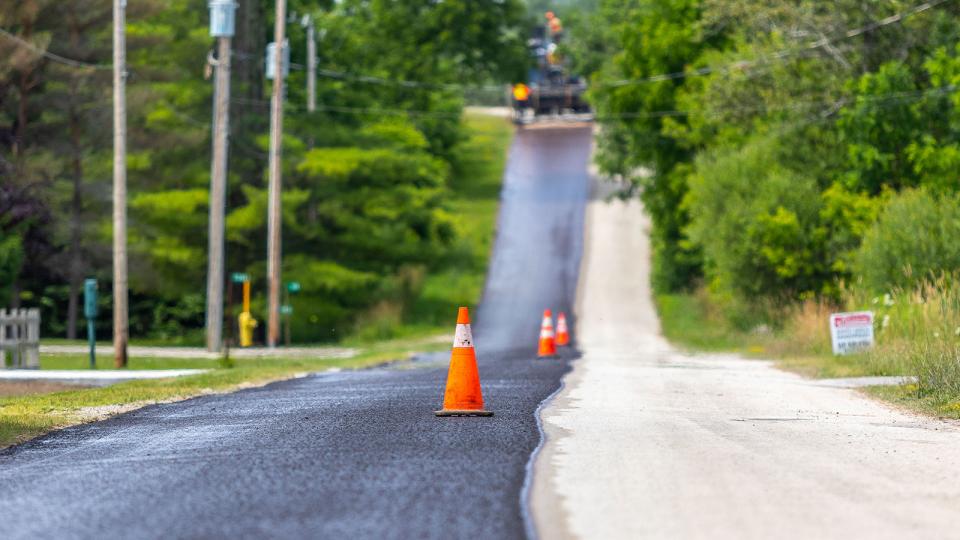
[1,335,448,449]
[656,287,960,418]
[655,293,748,352]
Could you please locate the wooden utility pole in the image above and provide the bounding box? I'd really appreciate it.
[306,16,316,113]
[266,0,287,348]
[205,31,233,352]
[112,0,129,368]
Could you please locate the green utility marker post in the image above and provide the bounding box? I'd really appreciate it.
[83,279,99,369]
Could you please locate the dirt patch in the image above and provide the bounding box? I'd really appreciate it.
[0,381,92,397]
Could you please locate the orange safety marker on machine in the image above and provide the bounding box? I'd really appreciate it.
[556,312,570,347]
[435,307,493,417]
[538,309,557,357]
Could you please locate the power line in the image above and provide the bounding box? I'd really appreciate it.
[234,79,959,122]
[312,102,464,118]
[596,0,954,88]
[0,26,111,71]
[315,67,502,92]
[232,96,465,118]
[592,83,958,122]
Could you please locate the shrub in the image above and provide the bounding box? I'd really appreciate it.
[686,135,826,301]
[855,189,960,291]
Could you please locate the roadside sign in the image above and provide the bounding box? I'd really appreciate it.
[286,281,301,293]
[829,311,874,355]
[281,304,293,315]
[231,272,250,283]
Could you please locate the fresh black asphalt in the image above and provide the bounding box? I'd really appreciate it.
[0,124,594,540]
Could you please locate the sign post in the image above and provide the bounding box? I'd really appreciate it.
[829,311,875,355]
[83,279,98,369]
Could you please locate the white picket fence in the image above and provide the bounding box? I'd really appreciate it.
[0,308,40,369]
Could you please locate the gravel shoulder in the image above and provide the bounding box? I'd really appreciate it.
[531,178,960,540]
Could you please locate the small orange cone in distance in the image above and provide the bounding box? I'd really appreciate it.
[435,307,493,417]
[556,312,570,347]
[538,309,557,357]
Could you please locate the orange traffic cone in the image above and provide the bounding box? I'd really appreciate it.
[435,307,493,417]
[556,312,570,346]
[538,309,557,357]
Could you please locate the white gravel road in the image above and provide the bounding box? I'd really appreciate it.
[531,179,960,540]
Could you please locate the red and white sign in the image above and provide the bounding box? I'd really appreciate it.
[829,311,874,355]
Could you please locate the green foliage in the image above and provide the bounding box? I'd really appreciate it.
[0,235,24,300]
[582,0,715,291]
[838,62,927,193]
[856,189,960,291]
[1,0,525,342]
[129,189,208,296]
[576,0,960,314]
[687,136,826,300]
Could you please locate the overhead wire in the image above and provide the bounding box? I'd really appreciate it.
[590,83,959,122]
[0,26,111,71]
[232,96,465,118]
[314,67,502,92]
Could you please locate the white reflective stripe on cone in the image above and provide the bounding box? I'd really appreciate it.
[453,323,474,348]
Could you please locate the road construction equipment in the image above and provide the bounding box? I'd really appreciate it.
[556,312,570,347]
[538,309,557,357]
[513,83,530,102]
[436,307,493,417]
[511,11,589,123]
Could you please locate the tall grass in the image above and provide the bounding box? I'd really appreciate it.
[848,275,960,402]
[658,279,960,414]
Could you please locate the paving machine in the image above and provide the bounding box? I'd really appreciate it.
[511,11,590,123]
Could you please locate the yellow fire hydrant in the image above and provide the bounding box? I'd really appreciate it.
[238,311,257,347]
[238,280,256,347]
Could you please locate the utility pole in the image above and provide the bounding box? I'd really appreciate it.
[304,15,316,113]
[266,0,287,348]
[205,1,238,352]
[112,0,128,368]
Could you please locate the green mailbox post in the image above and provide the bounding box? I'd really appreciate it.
[83,279,98,369]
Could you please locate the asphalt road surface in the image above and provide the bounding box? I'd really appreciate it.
[0,124,593,540]
[531,177,960,539]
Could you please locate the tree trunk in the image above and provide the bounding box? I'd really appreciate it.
[66,101,84,340]
[10,21,33,312]
[65,20,86,340]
